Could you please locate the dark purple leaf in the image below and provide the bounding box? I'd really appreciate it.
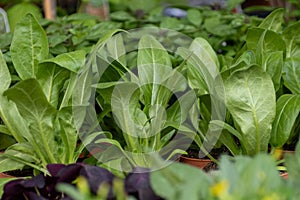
[125,167,161,200]
[2,179,25,200]
[80,165,115,196]
[55,163,83,183]
[22,174,45,188]
[47,164,67,176]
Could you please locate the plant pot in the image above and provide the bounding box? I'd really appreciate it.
[0,172,14,178]
[280,172,288,180]
[179,156,212,169]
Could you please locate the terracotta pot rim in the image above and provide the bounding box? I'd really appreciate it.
[180,155,211,162]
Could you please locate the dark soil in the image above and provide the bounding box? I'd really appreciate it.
[4,168,34,177]
[182,146,231,172]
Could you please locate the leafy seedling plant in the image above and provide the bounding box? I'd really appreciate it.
[0,13,90,175]
[212,9,300,159]
[73,25,226,173]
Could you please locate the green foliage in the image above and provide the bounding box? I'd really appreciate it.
[213,8,300,155]
[0,13,87,174]
[6,2,42,32]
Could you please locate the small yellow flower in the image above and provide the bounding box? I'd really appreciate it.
[210,180,229,198]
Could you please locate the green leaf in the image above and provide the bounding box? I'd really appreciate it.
[283,58,300,94]
[282,21,300,58]
[106,34,127,67]
[0,95,29,143]
[110,11,136,21]
[258,8,284,32]
[57,107,78,163]
[224,66,276,155]
[111,82,140,148]
[166,90,197,128]
[40,50,86,73]
[7,2,42,32]
[0,51,11,93]
[10,13,48,80]
[4,79,58,164]
[187,9,202,27]
[137,34,172,106]
[270,94,300,148]
[176,47,211,95]
[160,17,184,31]
[0,133,15,150]
[246,28,285,55]
[150,162,211,200]
[264,51,283,91]
[189,37,220,77]
[37,63,69,108]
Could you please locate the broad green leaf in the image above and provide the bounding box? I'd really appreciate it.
[270,94,300,147]
[246,28,285,55]
[227,50,256,72]
[283,58,300,94]
[0,51,11,93]
[247,28,284,91]
[176,47,212,95]
[150,162,211,200]
[111,82,140,149]
[160,17,184,31]
[0,156,25,173]
[0,95,29,143]
[110,11,136,21]
[264,51,283,91]
[4,79,58,164]
[7,2,42,32]
[187,9,202,27]
[224,66,276,155]
[37,63,69,108]
[189,37,219,77]
[40,50,86,73]
[106,34,127,67]
[0,143,41,173]
[10,13,48,80]
[137,35,172,106]
[258,8,284,32]
[282,21,300,58]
